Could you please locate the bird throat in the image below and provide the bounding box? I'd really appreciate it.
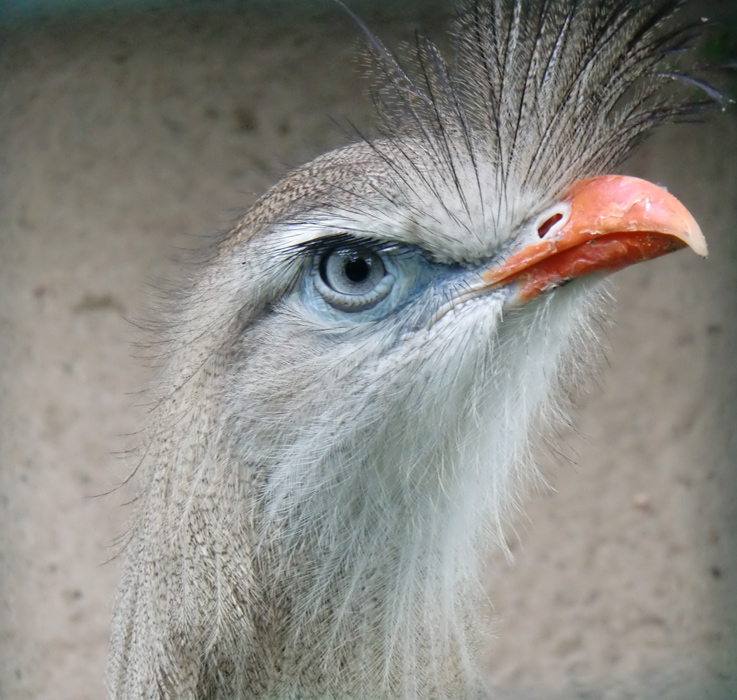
[252,477,488,700]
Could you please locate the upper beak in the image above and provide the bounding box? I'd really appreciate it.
[482,175,707,305]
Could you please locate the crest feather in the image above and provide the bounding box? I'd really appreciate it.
[363,0,711,210]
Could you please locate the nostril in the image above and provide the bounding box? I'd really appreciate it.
[537,213,563,238]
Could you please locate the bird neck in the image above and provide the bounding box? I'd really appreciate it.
[252,448,489,700]
[243,294,598,699]
[116,288,596,699]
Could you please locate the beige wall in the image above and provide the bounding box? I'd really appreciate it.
[0,4,735,699]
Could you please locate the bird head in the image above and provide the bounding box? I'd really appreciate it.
[173,0,708,587]
[110,2,713,698]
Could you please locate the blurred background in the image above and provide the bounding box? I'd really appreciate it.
[0,1,735,699]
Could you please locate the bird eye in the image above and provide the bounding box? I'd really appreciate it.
[320,248,384,295]
[314,246,394,312]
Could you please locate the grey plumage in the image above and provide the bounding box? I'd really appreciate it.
[107,2,710,699]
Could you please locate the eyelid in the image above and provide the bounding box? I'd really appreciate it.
[295,233,389,259]
[294,236,433,268]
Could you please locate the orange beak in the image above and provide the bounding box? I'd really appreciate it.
[483,175,707,305]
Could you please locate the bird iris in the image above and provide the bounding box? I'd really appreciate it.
[314,246,394,312]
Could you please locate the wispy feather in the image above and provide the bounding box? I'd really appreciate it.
[360,0,713,233]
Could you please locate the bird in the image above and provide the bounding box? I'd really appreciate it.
[106,1,711,699]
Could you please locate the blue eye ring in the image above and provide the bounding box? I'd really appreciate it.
[314,246,395,312]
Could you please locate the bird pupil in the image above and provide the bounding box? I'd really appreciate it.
[344,256,370,283]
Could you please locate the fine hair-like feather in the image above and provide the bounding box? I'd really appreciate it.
[356,0,710,252]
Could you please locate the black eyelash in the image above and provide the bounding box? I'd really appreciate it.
[295,232,390,259]
[271,232,427,272]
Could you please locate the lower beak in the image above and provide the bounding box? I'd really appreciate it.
[483,175,707,304]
